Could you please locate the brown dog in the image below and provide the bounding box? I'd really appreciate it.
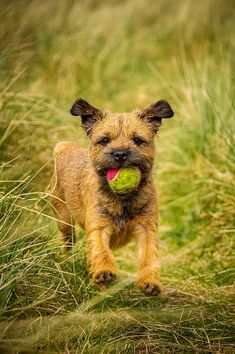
[51,98,173,295]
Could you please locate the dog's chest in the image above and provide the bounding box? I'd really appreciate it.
[110,205,132,229]
[101,201,148,231]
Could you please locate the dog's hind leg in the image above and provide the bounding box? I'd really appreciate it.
[50,176,75,250]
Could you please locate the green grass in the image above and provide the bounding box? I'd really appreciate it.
[0,0,234,352]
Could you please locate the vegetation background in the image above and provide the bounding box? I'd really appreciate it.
[0,0,234,352]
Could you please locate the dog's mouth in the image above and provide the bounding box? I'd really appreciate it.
[105,166,141,195]
[106,166,141,180]
[96,162,150,178]
[95,163,151,196]
[106,168,120,181]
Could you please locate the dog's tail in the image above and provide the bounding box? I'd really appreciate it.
[53,141,79,157]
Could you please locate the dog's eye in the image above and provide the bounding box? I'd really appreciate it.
[133,137,146,146]
[98,137,110,146]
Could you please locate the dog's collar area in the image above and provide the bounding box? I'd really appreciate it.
[98,198,152,231]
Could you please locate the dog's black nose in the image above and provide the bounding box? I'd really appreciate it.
[113,150,129,162]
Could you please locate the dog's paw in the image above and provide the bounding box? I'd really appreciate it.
[93,271,117,285]
[139,282,161,296]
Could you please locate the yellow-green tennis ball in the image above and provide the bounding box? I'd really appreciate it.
[107,167,141,194]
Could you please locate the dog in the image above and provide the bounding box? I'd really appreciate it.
[51,98,174,295]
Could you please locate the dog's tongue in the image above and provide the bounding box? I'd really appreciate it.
[107,168,120,181]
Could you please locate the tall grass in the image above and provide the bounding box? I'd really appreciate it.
[0,0,234,352]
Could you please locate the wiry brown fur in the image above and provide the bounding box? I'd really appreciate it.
[51,98,173,295]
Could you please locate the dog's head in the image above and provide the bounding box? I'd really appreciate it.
[70,98,173,183]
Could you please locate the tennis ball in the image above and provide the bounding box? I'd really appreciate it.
[107,167,141,194]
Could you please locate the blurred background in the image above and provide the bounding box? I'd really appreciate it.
[0,0,234,352]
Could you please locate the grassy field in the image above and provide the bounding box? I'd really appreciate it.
[0,0,234,352]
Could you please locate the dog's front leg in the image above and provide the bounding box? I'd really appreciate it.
[87,223,117,285]
[135,222,161,295]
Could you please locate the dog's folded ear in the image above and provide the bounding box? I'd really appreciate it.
[140,99,174,133]
[70,98,103,135]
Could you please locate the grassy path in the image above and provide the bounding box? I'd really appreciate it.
[0,237,234,353]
